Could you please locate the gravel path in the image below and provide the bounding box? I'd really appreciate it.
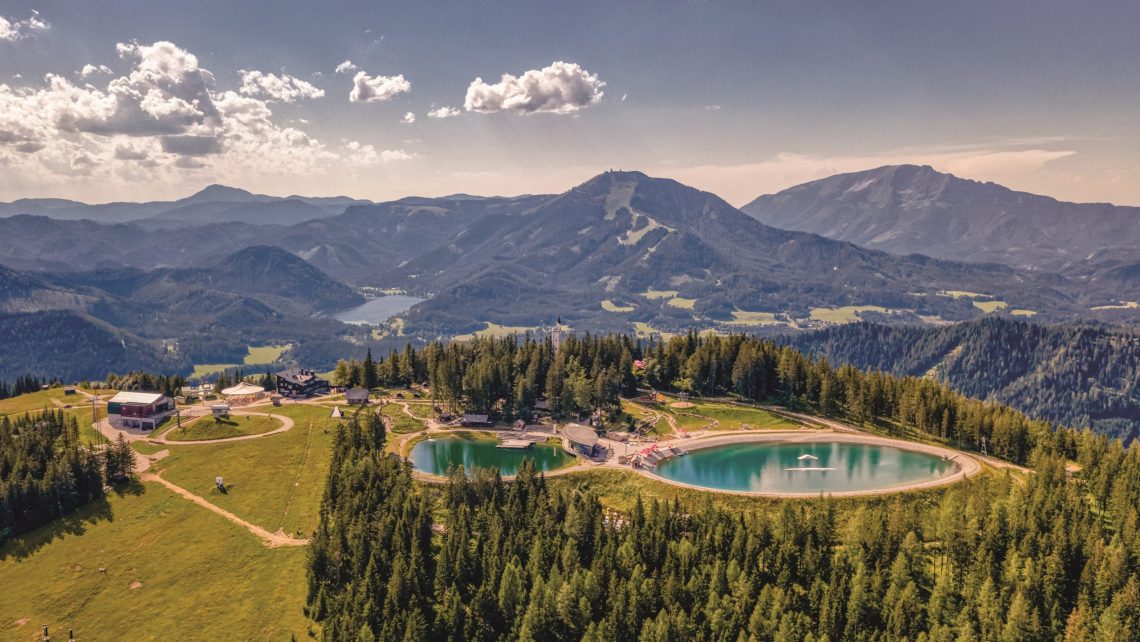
[142,471,309,547]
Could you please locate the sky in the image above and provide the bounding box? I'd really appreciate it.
[0,0,1138,207]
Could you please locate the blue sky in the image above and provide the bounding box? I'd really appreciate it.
[1,0,1138,205]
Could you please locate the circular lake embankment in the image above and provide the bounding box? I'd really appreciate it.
[649,433,974,497]
[411,433,573,478]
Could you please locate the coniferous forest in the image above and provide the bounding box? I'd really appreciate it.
[0,410,105,542]
[306,405,1140,641]
[337,332,1049,463]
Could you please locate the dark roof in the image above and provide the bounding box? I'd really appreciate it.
[563,424,599,448]
[463,414,490,423]
[346,388,370,400]
[533,399,551,410]
[276,367,325,385]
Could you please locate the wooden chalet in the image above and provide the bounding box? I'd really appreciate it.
[274,367,330,398]
[345,388,370,405]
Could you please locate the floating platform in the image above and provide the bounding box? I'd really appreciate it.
[497,439,534,450]
[784,466,837,472]
[797,454,819,461]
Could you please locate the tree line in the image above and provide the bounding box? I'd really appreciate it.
[333,332,1052,463]
[0,375,56,400]
[306,407,1140,641]
[0,410,106,543]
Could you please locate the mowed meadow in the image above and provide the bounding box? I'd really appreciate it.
[0,402,343,639]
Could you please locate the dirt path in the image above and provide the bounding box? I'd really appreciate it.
[142,471,309,547]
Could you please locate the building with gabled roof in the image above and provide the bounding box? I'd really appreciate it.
[275,367,330,398]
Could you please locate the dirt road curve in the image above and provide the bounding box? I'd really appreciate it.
[143,472,309,548]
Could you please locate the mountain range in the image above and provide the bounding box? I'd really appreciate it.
[1,167,1138,385]
[0,183,372,226]
[742,164,1140,280]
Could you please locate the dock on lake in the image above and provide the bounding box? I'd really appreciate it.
[498,439,534,450]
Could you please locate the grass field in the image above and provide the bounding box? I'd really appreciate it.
[666,297,696,309]
[633,321,673,338]
[131,440,168,456]
[938,290,988,299]
[191,344,290,378]
[1091,301,1139,310]
[973,299,1008,313]
[0,387,72,415]
[641,289,679,300]
[687,401,800,431]
[0,485,313,640]
[452,322,539,341]
[601,299,636,312]
[402,402,435,420]
[191,362,241,378]
[1010,309,1037,317]
[155,403,338,537]
[244,344,289,365]
[809,305,889,323]
[725,310,782,326]
[164,414,282,441]
[381,403,428,433]
[0,389,108,445]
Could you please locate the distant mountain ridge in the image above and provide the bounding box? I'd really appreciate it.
[742,164,1140,272]
[0,183,374,226]
[0,246,363,379]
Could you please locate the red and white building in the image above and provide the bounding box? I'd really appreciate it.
[107,391,174,430]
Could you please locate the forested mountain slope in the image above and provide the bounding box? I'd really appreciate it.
[787,317,1140,442]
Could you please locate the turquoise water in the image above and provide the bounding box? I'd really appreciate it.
[411,435,572,477]
[653,441,959,494]
[333,295,425,324]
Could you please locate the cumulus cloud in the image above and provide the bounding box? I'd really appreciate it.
[0,11,49,41]
[401,111,415,124]
[427,106,461,119]
[349,71,411,103]
[334,60,357,74]
[345,141,416,164]
[464,61,604,115]
[81,64,113,78]
[0,39,351,192]
[238,69,324,102]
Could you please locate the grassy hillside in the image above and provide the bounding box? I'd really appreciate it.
[0,402,343,639]
[0,485,312,640]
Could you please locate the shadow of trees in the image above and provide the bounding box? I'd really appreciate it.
[0,478,146,561]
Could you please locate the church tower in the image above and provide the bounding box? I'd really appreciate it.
[551,316,563,352]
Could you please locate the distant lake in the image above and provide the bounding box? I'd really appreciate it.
[333,295,425,324]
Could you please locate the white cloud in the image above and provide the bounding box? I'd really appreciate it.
[0,11,49,41]
[427,106,461,119]
[0,40,349,191]
[349,71,411,103]
[80,64,113,78]
[401,111,416,124]
[334,60,357,74]
[238,70,324,102]
[705,105,721,111]
[464,61,604,115]
[345,141,416,164]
